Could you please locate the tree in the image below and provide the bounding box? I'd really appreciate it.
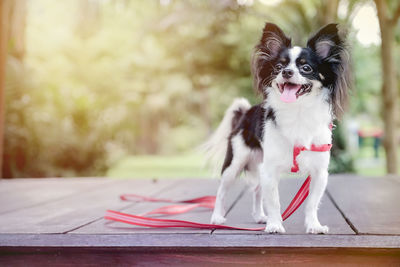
[374,0,400,174]
[323,0,340,24]
[7,0,26,61]
[264,0,342,44]
[1,0,26,178]
[0,0,12,178]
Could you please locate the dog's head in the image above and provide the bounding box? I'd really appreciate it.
[252,23,350,118]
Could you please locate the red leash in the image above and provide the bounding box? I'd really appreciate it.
[104,144,331,230]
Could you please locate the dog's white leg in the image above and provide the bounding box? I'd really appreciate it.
[251,183,267,223]
[210,167,237,225]
[305,169,329,234]
[260,167,285,233]
[211,137,249,225]
[245,152,266,223]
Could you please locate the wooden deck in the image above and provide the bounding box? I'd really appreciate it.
[1,174,400,265]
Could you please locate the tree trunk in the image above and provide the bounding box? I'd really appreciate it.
[0,0,10,178]
[77,0,100,38]
[7,0,26,61]
[375,0,399,174]
[322,0,339,24]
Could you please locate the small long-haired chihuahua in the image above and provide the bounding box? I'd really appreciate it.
[204,23,350,234]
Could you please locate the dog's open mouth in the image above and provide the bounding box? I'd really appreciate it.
[278,82,312,103]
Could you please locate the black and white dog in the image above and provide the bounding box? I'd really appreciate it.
[204,23,350,234]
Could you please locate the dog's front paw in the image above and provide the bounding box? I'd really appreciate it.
[306,223,329,234]
[210,214,226,225]
[265,223,285,234]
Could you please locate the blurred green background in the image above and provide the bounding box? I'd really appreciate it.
[2,0,400,178]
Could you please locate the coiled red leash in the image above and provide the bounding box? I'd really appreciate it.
[104,144,332,230]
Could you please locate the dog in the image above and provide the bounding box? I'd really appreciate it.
[203,23,350,234]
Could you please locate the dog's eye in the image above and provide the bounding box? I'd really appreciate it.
[275,63,283,71]
[301,64,312,73]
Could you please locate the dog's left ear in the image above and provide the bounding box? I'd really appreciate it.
[252,23,291,98]
[307,23,343,62]
[308,24,351,119]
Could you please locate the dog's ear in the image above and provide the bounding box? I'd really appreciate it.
[308,24,351,119]
[260,23,291,59]
[252,23,291,97]
[307,23,343,62]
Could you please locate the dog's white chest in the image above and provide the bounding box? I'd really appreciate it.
[261,105,332,174]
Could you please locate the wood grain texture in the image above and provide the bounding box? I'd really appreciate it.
[1,176,400,249]
[0,178,112,214]
[327,174,400,235]
[215,177,354,235]
[72,178,244,234]
[0,178,176,234]
[1,233,400,248]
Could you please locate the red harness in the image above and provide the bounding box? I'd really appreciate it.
[291,144,333,173]
[104,144,332,230]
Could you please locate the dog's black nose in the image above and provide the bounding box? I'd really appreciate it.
[282,69,294,79]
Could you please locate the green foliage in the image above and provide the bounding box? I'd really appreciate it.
[107,153,211,178]
[3,0,267,177]
[3,0,386,177]
[350,41,382,120]
[329,122,355,173]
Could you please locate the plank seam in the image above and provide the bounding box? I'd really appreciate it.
[326,190,359,235]
[210,187,247,235]
[63,179,181,234]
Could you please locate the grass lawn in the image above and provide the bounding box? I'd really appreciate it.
[106,153,213,178]
[354,138,400,176]
[354,146,386,176]
[353,147,400,176]
[107,146,399,179]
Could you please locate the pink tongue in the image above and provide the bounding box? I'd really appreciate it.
[280,84,301,103]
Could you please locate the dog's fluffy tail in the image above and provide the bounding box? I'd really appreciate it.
[201,98,251,175]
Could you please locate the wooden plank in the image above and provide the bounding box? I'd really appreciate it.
[1,233,400,248]
[72,178,245,234]
[0,178,176,234]
[327,174,400,235]
[0,178,112,214]
[1,248,400,266]
[0,176,400,250]
[214,177,354,234]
